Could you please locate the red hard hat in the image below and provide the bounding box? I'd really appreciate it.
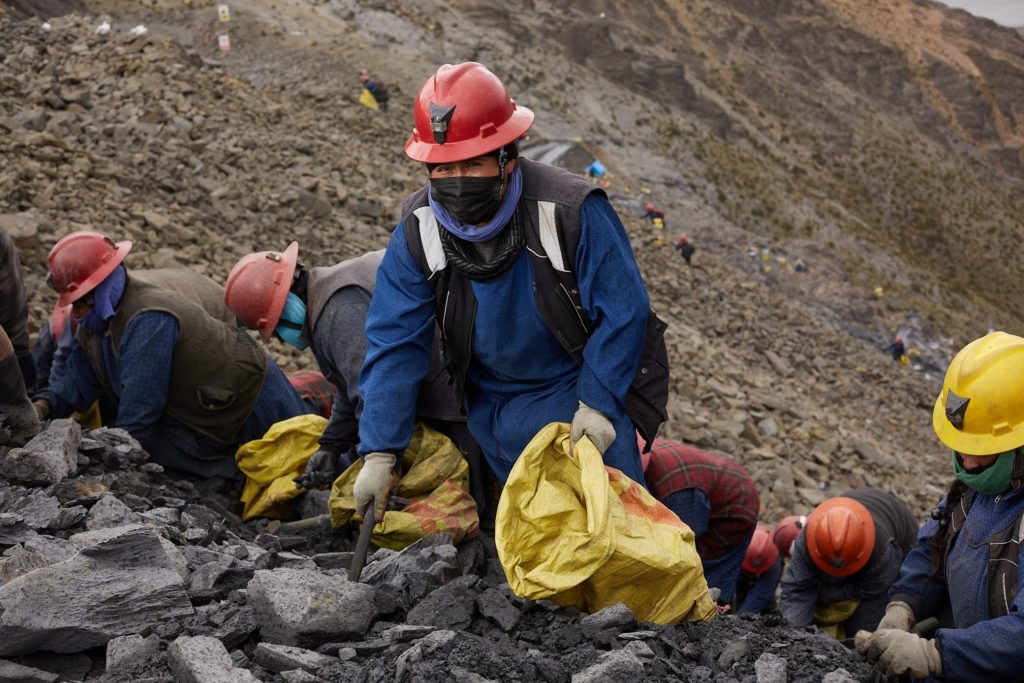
[405,63,534,164]
[644,203,655,212]
[742,525,780,574]
[50,301,73,340]
[678,233,688,243]
[805,497,875,577]
[47,231,132,307]
[773,515,806,558]
[224,242,299,342]
[895,336,903,344]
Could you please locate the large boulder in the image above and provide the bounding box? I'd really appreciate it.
[167,635,260,683]
[0,420,80,486]
[247,567,377,648]
[0,526,193,655]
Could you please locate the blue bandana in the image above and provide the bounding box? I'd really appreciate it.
[427,166,522,243]
[275,292,308,350]
[76,266,126,334]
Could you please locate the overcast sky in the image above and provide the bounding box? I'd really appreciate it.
[938,1,1024,26]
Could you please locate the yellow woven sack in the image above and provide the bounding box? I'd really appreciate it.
[359,88,379,110]
[329,423,478,550]
[235,414,327,521]
[496,422,717,624]
[814,600,861,640]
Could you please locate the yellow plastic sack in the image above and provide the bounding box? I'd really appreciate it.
[235,414,326,521]
[359,88,379,110]
[496,422,717,624]
[329,423,478,550]
[814,600,861,640]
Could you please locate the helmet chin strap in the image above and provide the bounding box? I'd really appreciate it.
[495,146,508,200]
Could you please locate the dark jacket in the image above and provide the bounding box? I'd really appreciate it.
[780,487,918,633]
[79,271,268,443]
[0,230,31,384]
[303,251,463,454]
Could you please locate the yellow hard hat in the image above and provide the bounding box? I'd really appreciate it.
[933,332,1024,455]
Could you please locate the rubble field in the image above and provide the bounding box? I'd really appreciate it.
[0,420,880,682]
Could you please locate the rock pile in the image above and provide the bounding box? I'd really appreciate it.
[0,421,880,681]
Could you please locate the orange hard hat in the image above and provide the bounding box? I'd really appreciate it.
[773,515,807,558]
[405,63,534,164]
[47,232,132,307]
[742,525,780,574]
[224,242,299,342]
[805,497,875,577]
[50,301,73,340]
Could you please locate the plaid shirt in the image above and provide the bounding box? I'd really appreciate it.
[646,440,760,559]
[287,369,336,419]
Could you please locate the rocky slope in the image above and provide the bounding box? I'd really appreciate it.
[4,0,1007,520]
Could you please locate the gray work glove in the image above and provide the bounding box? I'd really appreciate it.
[293,449,339,489]
[353,452,397,521]
[570,401,616,454]
[876,601,915,633]
[856,629,941,679]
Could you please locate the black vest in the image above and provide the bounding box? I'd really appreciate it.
[399,158,669,448]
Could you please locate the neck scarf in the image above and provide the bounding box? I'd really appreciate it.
[952,449,1021,495]
[428,166,523,243]
[77,266,126,334]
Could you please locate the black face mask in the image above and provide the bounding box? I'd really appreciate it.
[430,175,503,225]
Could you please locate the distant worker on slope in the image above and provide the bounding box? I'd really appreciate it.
[675,232,695,266]
[584,159,606,181]
[38,232,308,479]
[644,438,760,605]
[888,336,907,364]
[780,488,917,639]
[856,331,1024,680]
[352,62,667,523]
[359,71,389,111]
[225,245,482,501]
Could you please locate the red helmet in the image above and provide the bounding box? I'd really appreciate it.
[50,302,73,340]
[678,233,689,244]
[224,242,299,342]
[47,231,132,306]
[805,497,875,577]
[644,203,655,212]
[773,515,806,558]
[742,525,780,574]
[405,63,534,164]
[895,336,904,344]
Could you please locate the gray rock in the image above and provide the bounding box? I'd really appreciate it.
[70,524,190,582]
[571,650,644,683]
[359,533,460,591]
[190,561,255,596]
[281,671,326,683]
[718,637,751,669]
[476,587,520,631]
[579,602,637,638]
[8,491,60,529]
[623,640,655,661]
[822,669,858,683]
[381,624,436,642]
[754,652,786,683]
[394,629,458,681]
[85,495,142,530]
[106,633,160,674]
[407,575,478,629]
[247,568,377,647]
[0,525,193,655]
[0,514,36,545]
[22,536,72,564]
[0,658,58,683]
[0,545,48,585]
[254,642,336,674]
[167,635,260,683]
[0,419,80,485]
[0,209,49,240]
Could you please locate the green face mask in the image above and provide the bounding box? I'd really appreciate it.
[952,449,1019,495]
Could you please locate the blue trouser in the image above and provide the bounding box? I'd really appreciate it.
[663,488,754,602]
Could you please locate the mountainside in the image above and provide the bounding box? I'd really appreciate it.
[3,0,1023,522]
